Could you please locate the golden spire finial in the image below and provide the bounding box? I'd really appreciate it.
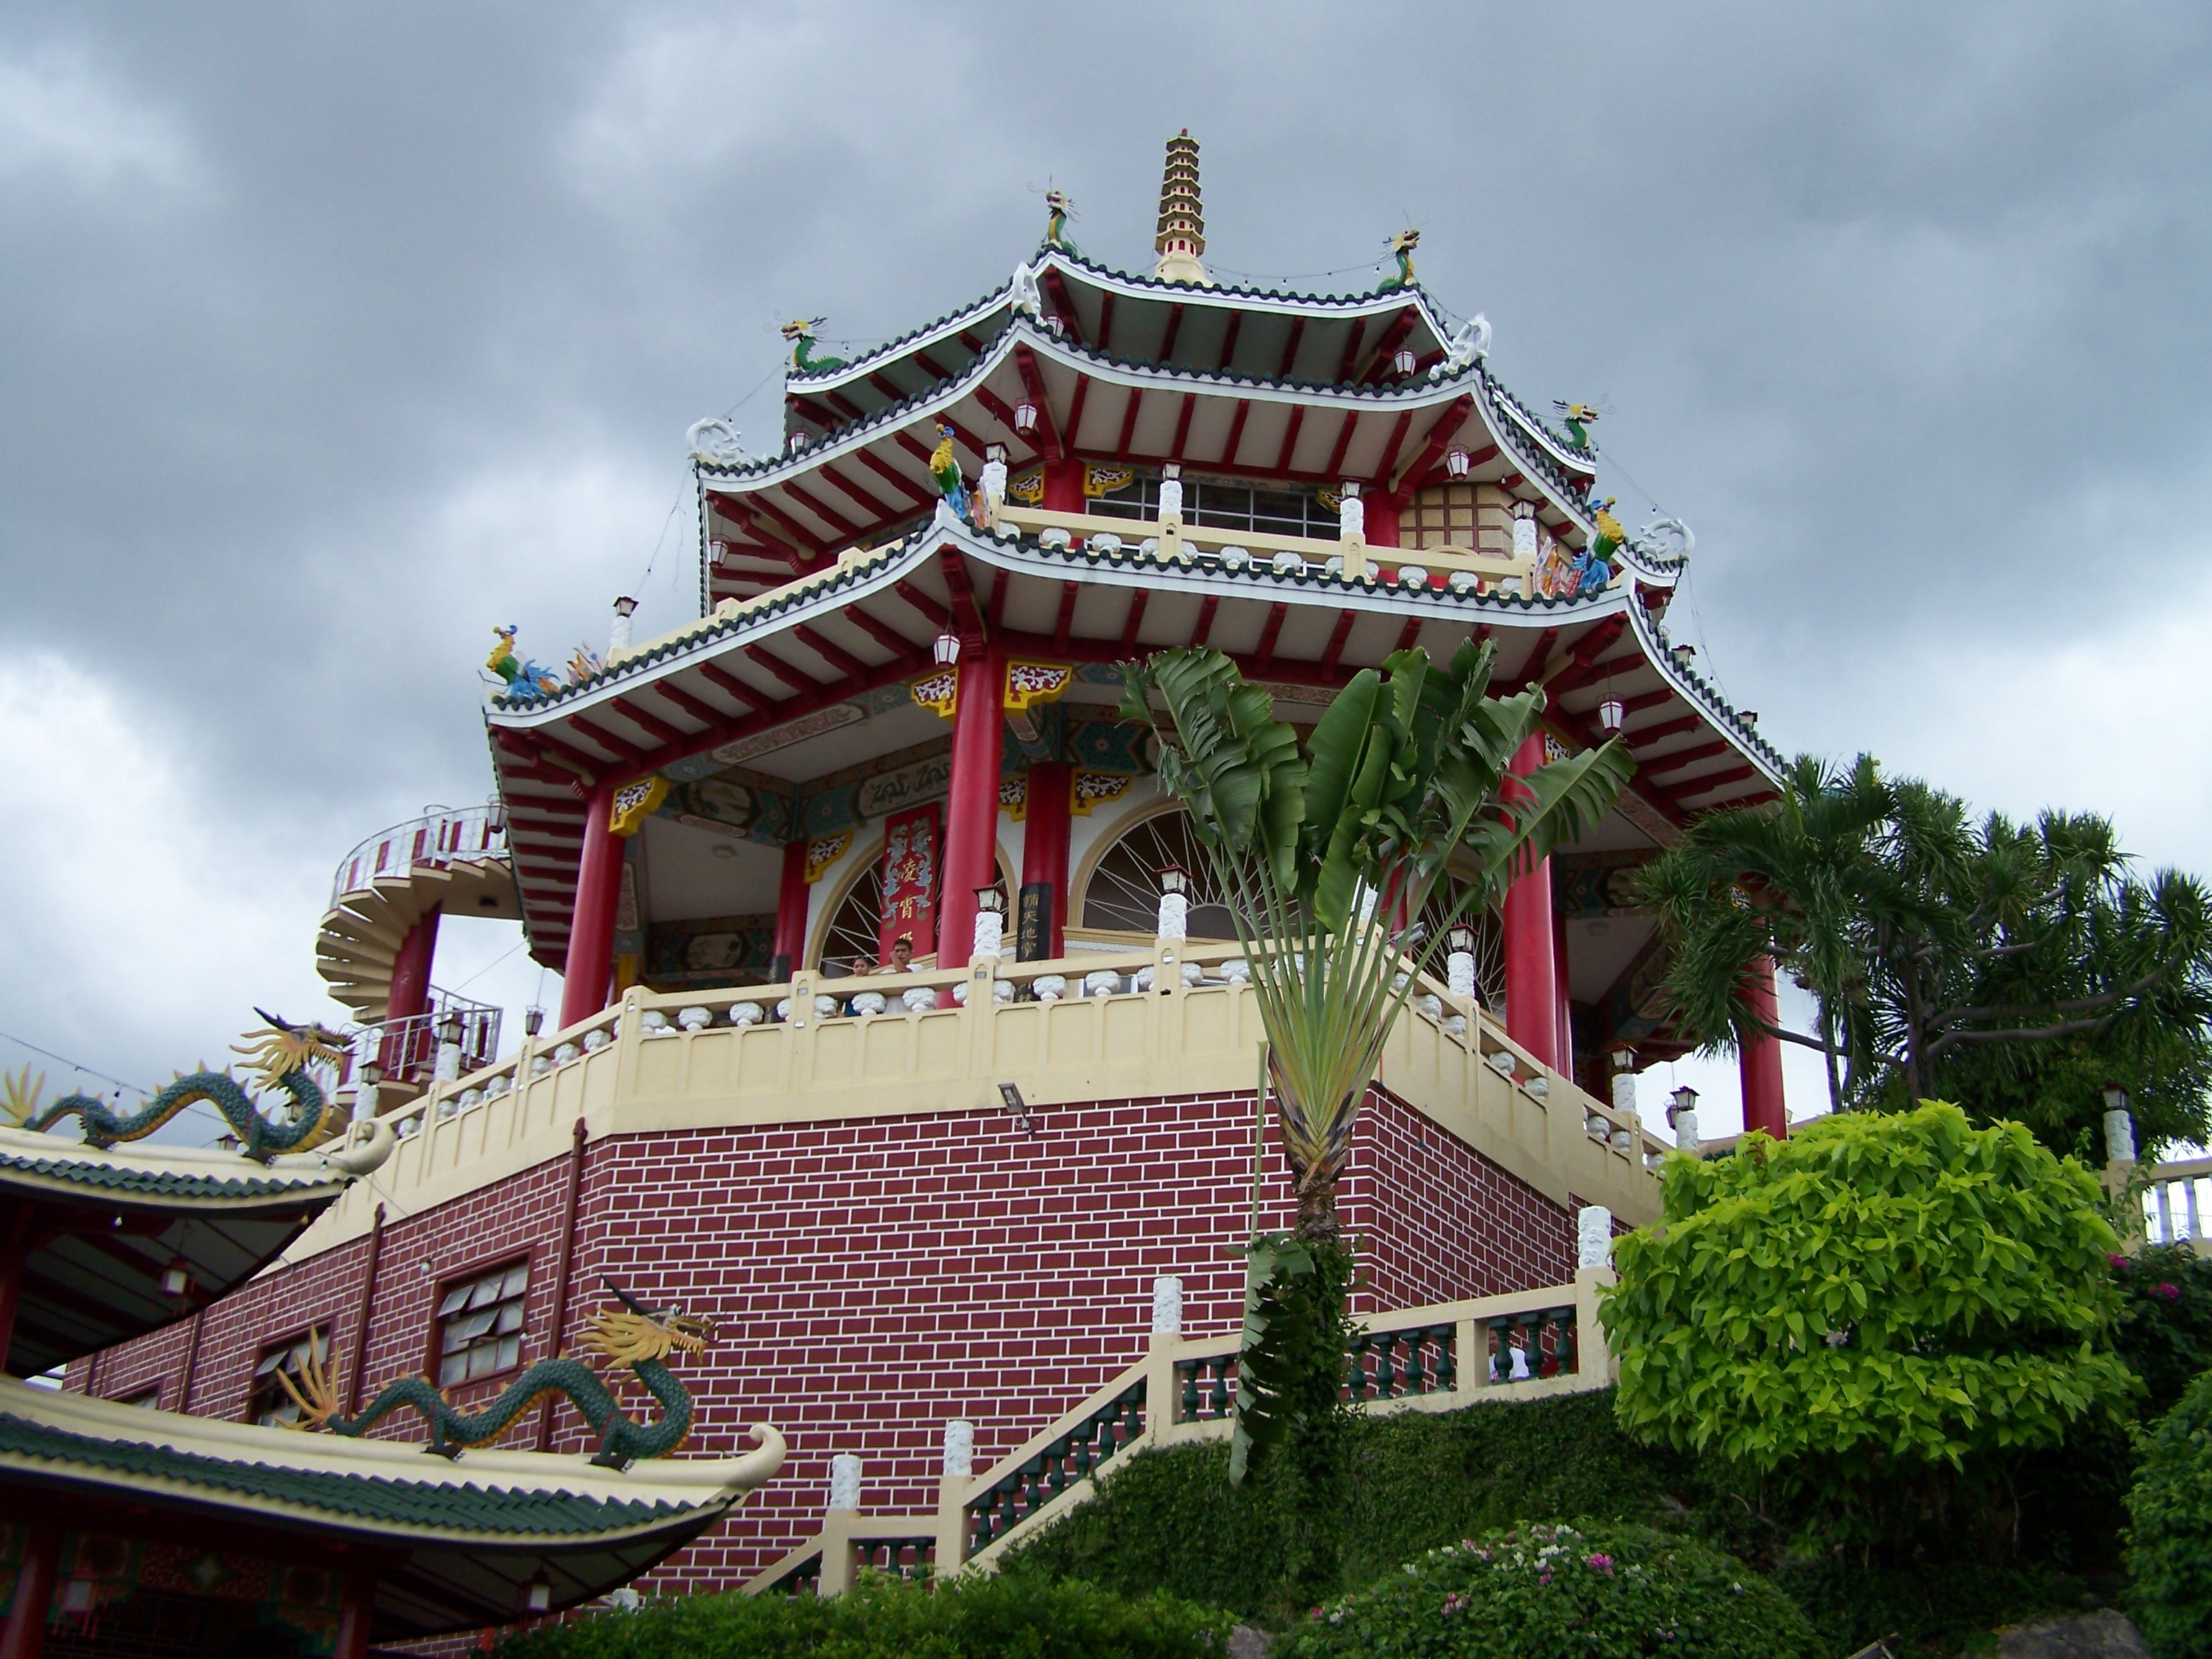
[1153,130,1210,287]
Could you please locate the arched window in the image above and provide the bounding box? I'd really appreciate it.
[1076,809,1236,940]
[811,841,1012,972]
[1408,876,1505,1008]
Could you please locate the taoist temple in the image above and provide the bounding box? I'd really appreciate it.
[53,134,1787,1635]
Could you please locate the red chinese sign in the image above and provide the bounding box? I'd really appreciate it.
[876,804,940,961]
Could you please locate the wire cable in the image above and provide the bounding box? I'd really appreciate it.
[0,1028,147,1097]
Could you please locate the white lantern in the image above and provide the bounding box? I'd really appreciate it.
[1446,447,1471,480]
[1599,698,1624,734]
[1014,401,1038,436]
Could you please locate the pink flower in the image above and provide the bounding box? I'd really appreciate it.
[1585,1553,1615,1575]
[2110,1254,2130,1269]
[2159,1282,2184,1300]
[1442,1592,1467,1615]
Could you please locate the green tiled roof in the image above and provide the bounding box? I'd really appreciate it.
[0,1412,705,1539]
[0,1145,339,1203]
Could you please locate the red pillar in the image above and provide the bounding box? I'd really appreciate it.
[1552,910,1575,1075]
[332,1570,376,1659]
[1043,456,1084,513]
[385,907,441,1023]
[1740,954,1789,1138]
[0,1521,57,1659]
[771,838,810,979]
[937,649,1004,971]
[1501,735,1558,1069]
[557,786,621,1030]
[1365,492,1403,549]
[1019,763,1073,959]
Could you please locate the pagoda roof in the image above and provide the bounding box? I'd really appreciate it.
[0,1123,394,1379]
[703,264,1596,606]
[0,1378,782,1636]
[486,512,1776,966]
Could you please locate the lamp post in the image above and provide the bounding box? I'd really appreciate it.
[972,884,1007,962]
[433,1010,464,1084]
[1445,924,1478,1001]
[1667,1084,1701,1157]
[1156,864,1190,943]
[353,1056,383,1124]
[2103,1083,2137,1164]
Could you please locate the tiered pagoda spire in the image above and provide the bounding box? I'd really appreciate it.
[1153,130,1208,286]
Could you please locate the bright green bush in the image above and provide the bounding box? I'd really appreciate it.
[2127,1368,2212,1657]
[1001,1391,1708,1621]
[1604,1102,2137,1478]
[491,1571,1232,1659]
[1273,1522,1819,1659]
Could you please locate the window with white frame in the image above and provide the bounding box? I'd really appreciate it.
[435,1261,529,1385]
[250,1329,325,1426]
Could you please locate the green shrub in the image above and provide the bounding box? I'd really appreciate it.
[491,1571,1232,1659]
[1002,1391,1711,1621]
[1273,1522,1818,1659]
[2115,1243,2212,1421]
[1604,1103,2136,1511]
[2127,1368,2212,1657]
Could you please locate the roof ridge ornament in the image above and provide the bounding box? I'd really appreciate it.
[781,318,847,377]
[1152,130,1210,287]
[1044,186,1076,253]
[1432,315,1491,378]
[1384,228,1419,290]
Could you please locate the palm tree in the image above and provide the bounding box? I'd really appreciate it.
[1123,640,1631,1240]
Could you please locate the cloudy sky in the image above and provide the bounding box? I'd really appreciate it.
[3,3,2208,1139]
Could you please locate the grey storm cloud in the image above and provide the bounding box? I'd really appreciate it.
[3,1,2210,1102]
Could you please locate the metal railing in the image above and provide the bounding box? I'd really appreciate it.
[329,804,508,910]
[348,989,502,1094]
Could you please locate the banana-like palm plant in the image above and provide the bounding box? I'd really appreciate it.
[1123,642,1630,1487]
[1121,640,1632,1241]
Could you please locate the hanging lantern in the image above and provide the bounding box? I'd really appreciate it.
[522,1007,544,1038]
[1445,447,1471,480]
[159,1258,191,1299]
[1393,347,1418,376]
[933,631,961,667]
[1014,402,1039,436]
[1599,698,1624,734]
[525,1578,553,1617]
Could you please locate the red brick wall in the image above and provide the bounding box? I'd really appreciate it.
[72,1087,1578,1596]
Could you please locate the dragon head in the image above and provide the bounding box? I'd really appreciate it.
[581,1279,715,1366]
[1390,227,1420,256]
[233,1012,349,1089]
[780,317,826,343]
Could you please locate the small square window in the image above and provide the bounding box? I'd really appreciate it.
[436,1262,529,1387]
[250,1330,325,1426]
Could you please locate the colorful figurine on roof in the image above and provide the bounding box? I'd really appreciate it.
[782,317,848,376]
[1554,400,1603,450]
[487,626,563,703]
[930,421,970,521]
[1044,188,1076,253]
[284,1280,712,1468]
[27,1010,349,1159]
[1385,227,1420,289]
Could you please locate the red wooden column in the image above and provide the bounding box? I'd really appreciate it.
[332,1569,377,1659]
[384,907,441,1024]
[1740,954,1789,1138]
[1365,491,1403,548]
[770,838,810,979]
[937,648,1004,971]
[1019,763,1073,959]
[1042,457,1084,513]
[1501,734,1558,1069]
[0,1521,58,1659]
[557,786,621,1030]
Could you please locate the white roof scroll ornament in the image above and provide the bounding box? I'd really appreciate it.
[1431,314,1492,379]
[1011,261,1044,319]
[1634,516,1695,567]
[686,418,745,466]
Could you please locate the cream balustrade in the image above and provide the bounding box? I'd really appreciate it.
[745,1268,1617,1595]
[283,937,1668,1263]
[991,502,1539,595]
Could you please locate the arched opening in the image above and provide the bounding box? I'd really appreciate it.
[1076,807,1236,940]
[811,839,1015,972]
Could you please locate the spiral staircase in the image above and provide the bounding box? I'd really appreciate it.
[315,805,518,1020]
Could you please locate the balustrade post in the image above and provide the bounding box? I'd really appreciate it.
[819,1454,862,1595]
[1455,1316,1480,1402]
[1145,1276,1181,1440]
[936,1420,974,1575]
[1574,1207,1617,1384]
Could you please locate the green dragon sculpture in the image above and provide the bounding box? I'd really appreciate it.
[27,1012,348,1161]
[281,1281,712,1470]
[1044,188,1076,253]
[1384,226,1419,289]
[781,317,848,376]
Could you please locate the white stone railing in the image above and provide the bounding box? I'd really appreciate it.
[289,935,1668,1263]
[2139,1156,2212,1253]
